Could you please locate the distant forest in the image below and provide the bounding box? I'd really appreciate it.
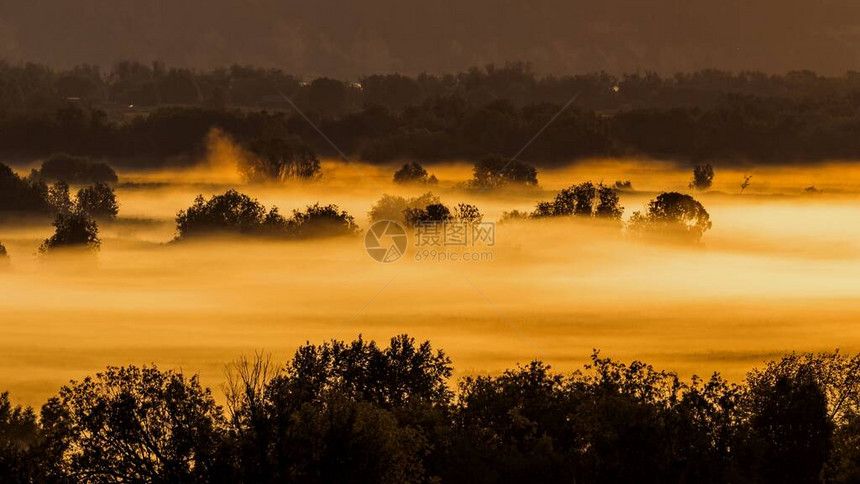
[3,61,860,166]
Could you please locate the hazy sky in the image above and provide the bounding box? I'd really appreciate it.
[2,0,859,77]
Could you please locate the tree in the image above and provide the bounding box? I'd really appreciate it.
[0,241,7,260]
[46,181,73,214]
[0,392,43,483]
[368,192,440,225]
[393,162,438,185]
[288,203,359,238]
[471,156,538,189]
[76,182,119,219]
[532,182,623,219]
[0,163,50,214]
[404,203,451,228]
[689,164,714,190]
[39,210,100,253]
[175,190,268,239]
[627,192,712,242]
[453,203,483,224]
[37,153,118,184]
[40,366,229,483]
[242,137,321,182]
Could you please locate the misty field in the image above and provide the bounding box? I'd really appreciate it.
[2,157,860,407]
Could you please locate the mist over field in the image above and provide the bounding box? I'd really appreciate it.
[2,154,859,407]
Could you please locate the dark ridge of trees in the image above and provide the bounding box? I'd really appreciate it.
[33,153,118,184]
[241,136,321,183]
[0,242,7,260]
[39,210,101,253]
[628,192,713,243]
[3,336,860,483]
[6,63,860,167]
[76,182,119,220]
[175,190,358,241]
[393,162,438,185]
[690,164,715,191]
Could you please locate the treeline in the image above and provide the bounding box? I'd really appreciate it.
[2,335,859,483]
[4,62,860,165]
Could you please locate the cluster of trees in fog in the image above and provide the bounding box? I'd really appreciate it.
[4,62,860,165]
[2,335,860,483]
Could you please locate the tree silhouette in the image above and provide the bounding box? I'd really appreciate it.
[76,183,119,220]
[470,156,538,189]
[404,203,452,228]
[40,366,228,483]
[36,153,118,184]
[0,163,50,214]
[175,190,268,239]
[288,203,359,238]
[0,392,42,483]
[39,210,100,253]
[368,192,440,225]
[628,192,712,243]
[689,164,714,191]
[532,182,623,219]
[393,162,438,185]
[242,137,321,182]
[46,181,73,214]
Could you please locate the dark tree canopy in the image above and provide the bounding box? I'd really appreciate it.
[404,203,452,228]
[532,182,623,219]
[36,153,118,184]
[393,162,438,185]
[368,192,440,225]
[175,190,358,240]
[39,210,101,253]
[2,338,860,483]
[76,182,120,220]
[470,156,538,189]
[690,164,715,190]
[46,181,73,214]
[0,163,50,214]
[40,366,227,483]
[242,137,321,183]
[628,192,712,242]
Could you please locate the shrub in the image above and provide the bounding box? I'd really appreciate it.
[368,192,440,225]
[288,203,359,238]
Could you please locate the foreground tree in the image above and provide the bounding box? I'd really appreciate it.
[175,190,268,239]
[46,181,73,214]
[0,392,42,483]
[393,162,438,185]
[41,366,229,483]
[689,164,714,191]
[627,192,712,243]
[39,210,100,253]
[76,182,120,220]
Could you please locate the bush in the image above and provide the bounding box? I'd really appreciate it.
[404,203,452,228]
[627,192,712,243]
[393,162,438,185]
[37,153,118,184]
[39,210,100,253]
[76,182,119,219]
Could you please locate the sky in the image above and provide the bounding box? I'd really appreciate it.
[2,0,860,77]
